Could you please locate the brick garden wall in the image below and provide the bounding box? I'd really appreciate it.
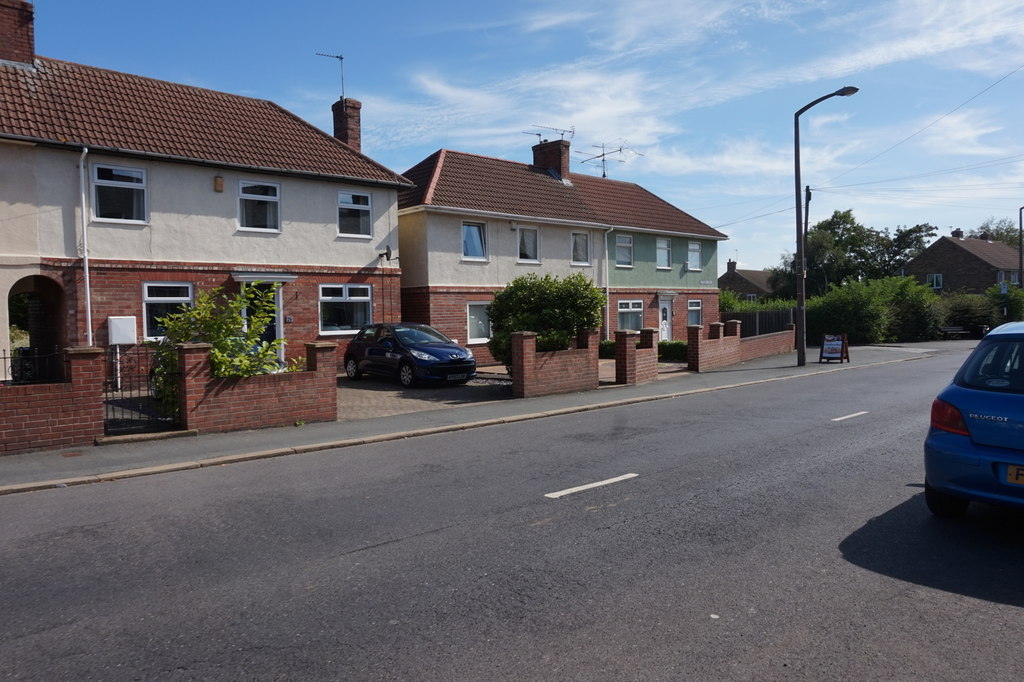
[177,342,337,433]
[0,347,105,456]
[687,321,795,372]
[615,328,659,385]
[510,329,599,398]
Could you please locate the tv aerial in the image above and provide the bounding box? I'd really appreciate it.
[576,141,642,178]
[522,124,575,141]
[316,52,346,100]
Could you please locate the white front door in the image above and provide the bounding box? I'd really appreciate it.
[658,298,672,341]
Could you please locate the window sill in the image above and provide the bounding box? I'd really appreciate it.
[615,264,633,269]
[461,257,489,263]
[237,226,282,234]
[92,217,149,226]
[336,233,373,240]
[656,266,672,271]
[517,259,541,265]
[319,329,360,336]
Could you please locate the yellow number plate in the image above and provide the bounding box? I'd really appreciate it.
[1005,465,1024,486]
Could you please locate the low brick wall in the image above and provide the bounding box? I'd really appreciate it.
[0,347,105,456]
[687,321,795,372]
[615,328,659,385]
[511,329,599,398]
[177,342,338,433]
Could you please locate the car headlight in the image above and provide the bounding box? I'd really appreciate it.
[409,349,437,361]
[465,348,474,359]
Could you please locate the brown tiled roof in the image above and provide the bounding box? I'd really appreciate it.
[732,268,772,291]
[947,237,1021,269]
[400,149,726,239]
[0,57,409,186]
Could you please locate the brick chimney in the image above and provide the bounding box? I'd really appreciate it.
[532,139,571,179]
[331,98,361,152]
[727,259,737,273]
[0,0,34,66]
[951,228,964,239]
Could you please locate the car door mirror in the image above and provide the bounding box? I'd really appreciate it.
[381,338,393,349]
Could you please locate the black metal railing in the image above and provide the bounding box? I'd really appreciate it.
[1,346,67,385]
[721,309,795,339]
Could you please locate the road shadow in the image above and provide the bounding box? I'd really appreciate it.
[839,488,1024,607]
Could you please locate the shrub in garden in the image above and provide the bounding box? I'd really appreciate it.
[486,272,605,368]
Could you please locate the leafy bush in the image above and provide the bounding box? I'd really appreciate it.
[151,283,292,381]
[806,277,942,344]
[487,273,605,367]
[658,340,688,362]
[940,291,999,332]
[985,283,1024,325]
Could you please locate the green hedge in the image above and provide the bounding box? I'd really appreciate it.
[598,339,688,361]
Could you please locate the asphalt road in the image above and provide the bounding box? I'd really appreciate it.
[3,344,1023,680]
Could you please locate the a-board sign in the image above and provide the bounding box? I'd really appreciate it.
[819,334,850,363]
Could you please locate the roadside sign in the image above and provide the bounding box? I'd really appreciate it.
[819,334,850,363]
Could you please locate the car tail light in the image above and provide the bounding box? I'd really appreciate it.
[931,398,970,436]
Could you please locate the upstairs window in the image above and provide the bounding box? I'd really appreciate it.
[462,223,487,260]
[657,238,672,269]
[926,273,943,289]
[571,232,591,265]
[687,241,702,271]
[239,182,280,231]
[518,226,539,262]
[93,164,147,222]
[338,192,372,236]
[616,235,633,267]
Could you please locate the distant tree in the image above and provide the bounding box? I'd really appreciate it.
[769,211,937,296]
[967,217,1020,250]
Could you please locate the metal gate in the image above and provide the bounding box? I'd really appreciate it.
[103,345,180,435]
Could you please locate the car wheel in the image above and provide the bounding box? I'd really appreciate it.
[924,480,969,519]
[398,362,416,388]
[344,357,361,380]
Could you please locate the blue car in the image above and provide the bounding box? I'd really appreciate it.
[343,323,476,387]
[924,321,1024,518]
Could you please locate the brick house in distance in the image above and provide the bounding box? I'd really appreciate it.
[397,139,727,363]
[0,0,410,368]
[902,229,1022,294]
[718,260,775,301]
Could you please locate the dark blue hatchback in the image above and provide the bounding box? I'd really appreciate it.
[924,321,1024,518]
[343,323,476,388]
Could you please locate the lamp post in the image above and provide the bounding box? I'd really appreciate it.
[794,86,858,366]
[1018,205,1023,290]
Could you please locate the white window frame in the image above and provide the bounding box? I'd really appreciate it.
[337,191,372,238]
[926,273,943,289]
[571,232,591,266]
[687,299,703,326]
[462,222,488,261]
[467,302,491,344]
[92,163,148,224]
[517,226,540,263]
[142,282,192,341]
[238,181,281,232]
[687,241,702,271]
[318,284,373,335]
[617,299,644,331]
[998,270,1021,286]
[616,235,633,268]
[657,238,672,270]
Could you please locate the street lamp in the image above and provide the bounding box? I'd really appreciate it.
[794,86,858,366]
[1018,205,1023,290]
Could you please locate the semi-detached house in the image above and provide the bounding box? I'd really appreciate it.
[0,0,410,372]
[397,139,728,363]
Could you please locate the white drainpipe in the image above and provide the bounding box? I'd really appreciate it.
[603,226,615,340]
[79,147,94,347]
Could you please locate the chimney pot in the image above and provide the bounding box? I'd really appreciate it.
[727,260,737,273]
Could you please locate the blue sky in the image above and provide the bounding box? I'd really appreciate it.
[33,0,1024,273]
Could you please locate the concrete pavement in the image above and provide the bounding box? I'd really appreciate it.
[0,342,969,495]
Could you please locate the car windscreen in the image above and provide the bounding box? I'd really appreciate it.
[956,338,1024,394]
[395,325,450,344]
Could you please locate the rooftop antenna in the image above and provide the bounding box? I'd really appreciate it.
[316,52,345,100]
[576,141,642,178]
[529,124,575,140]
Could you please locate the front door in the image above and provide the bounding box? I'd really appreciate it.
[247,282,283,359]
[658,298,673,341]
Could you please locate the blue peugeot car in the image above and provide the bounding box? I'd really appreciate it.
[924,321,1024,518]
[343,323,476,388]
